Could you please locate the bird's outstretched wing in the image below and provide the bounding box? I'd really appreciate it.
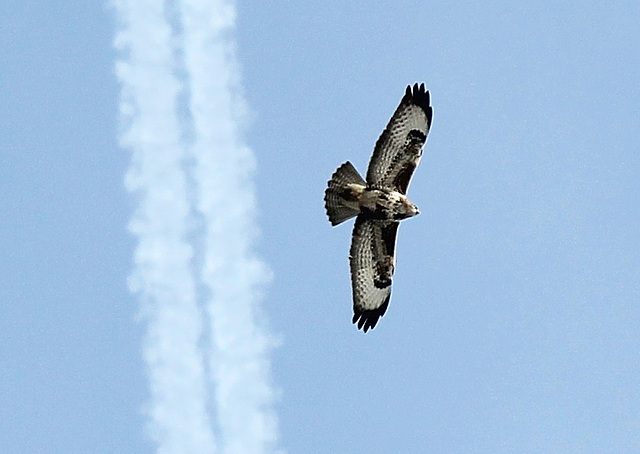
[350,216,399,332]
[365,83,433,194]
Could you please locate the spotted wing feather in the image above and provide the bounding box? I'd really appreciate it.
[366,83,433,194]
[350,216,399,332]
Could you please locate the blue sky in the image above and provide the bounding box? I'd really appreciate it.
[2,1,640,453]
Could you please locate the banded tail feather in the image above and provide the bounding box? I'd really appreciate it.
[324,161,366,226]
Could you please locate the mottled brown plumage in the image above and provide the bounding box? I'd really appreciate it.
[324,83,433,332]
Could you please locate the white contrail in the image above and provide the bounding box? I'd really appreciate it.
[114,0,280,453]
[114,0,217,452]
[179,1,281,453]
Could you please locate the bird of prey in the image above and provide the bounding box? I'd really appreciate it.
[324,83,433,332]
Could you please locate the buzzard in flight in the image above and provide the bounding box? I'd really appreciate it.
[324,83,433,332]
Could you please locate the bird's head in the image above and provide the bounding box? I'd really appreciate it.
[394,194,419,220]
[404,199,420,217]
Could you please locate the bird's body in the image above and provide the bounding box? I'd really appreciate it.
[358,188,419,221]
[324,83,433,332]
[328,174,418,222]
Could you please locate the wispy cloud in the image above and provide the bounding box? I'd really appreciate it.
[114,0,279,452]
[178,1,280,452]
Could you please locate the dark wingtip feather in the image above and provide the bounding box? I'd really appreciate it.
[352,296,390,333]
[402,83,433,128]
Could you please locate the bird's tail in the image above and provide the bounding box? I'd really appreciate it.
[324,161,366,226]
